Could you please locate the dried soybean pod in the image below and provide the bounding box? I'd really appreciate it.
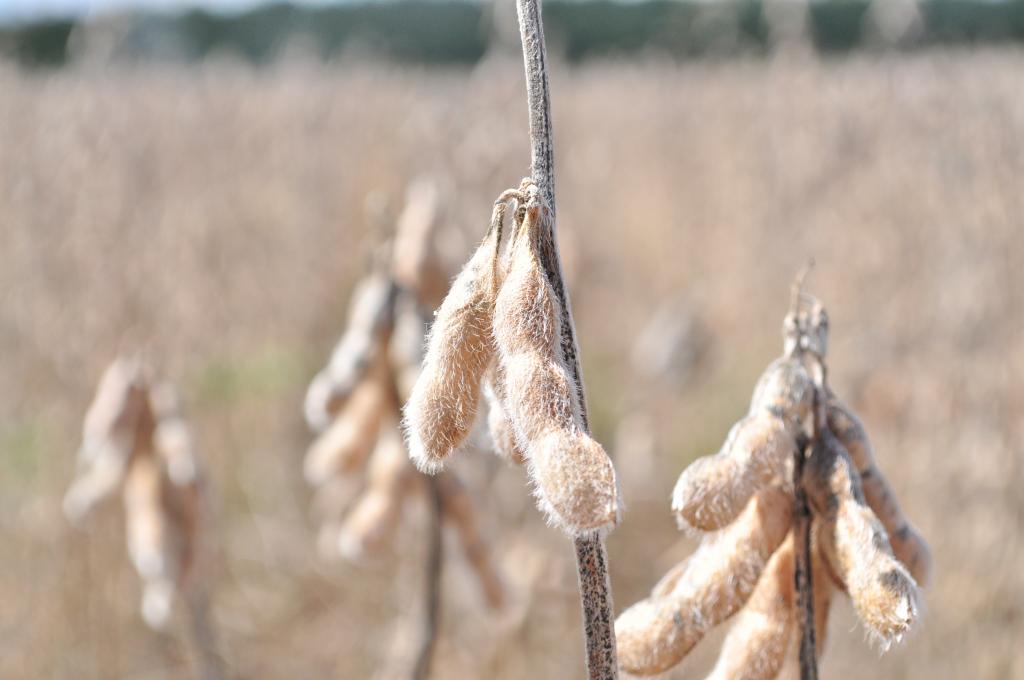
[827,396,932,586]
[391,179,449,310]
[672,413,797,532]
[389,295,429,402]
[123,452,176,628]
[403,200,509,473]
[338,426,419,560]
[482,374,526,466]
[150,382,200,487]
[750,357,815,424]
[436,470,505,610]
[303,356,392,486]
[64,357,152,522]
[648,556,691,600]
[705,535,795,680]
[673,357,810,533]
[809,520,834,658]
[615,487,792,676]
[493,185,618,535]
[803,431,918,647]
[304,273,397,433]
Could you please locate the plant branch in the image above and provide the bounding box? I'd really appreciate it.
[515,1,618,677]
[793,437,819,680]
[412,475,444,680]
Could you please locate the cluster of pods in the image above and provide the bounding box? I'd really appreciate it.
[615,292,932,678]
[302,184,504,609]
[63,356,210,632]
[403,179,621,538]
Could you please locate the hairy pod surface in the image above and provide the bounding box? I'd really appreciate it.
[482,373,526,466]
[338,426,418,560]
[750,357,815,425]
[809,521,834,658]
[304,274,396,432]
[827,397,932,586]
[391,180,449,309]
[706,534,795,680]
[123,451,187,630]
[616,486,792,676]
[672,413,797,532]
[389,296,429,401]
[493,188,618,535]
[804,431,919,647]
[303,357,391,487]
[403,222,502,473]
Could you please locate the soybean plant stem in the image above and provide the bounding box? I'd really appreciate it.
[515,0,618,677]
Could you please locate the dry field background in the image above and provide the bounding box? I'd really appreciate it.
[1,50,1022,679]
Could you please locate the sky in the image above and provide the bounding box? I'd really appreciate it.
[0,0,329,23]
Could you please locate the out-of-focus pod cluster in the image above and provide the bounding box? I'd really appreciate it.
[63,356,211,632]
[402,179,621,538]
[615,291,932,678]
[302,182,504,610]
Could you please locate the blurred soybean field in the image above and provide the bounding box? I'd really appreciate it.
[5,1,1024,67]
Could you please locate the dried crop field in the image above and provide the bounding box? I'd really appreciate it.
[1,50,1022,679]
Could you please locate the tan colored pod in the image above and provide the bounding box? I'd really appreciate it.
[123,452,185,630]
[403,205,505,473]
[388,295,429,402]
[150,382,201,487]
[827,396,932,586]
[705,535,795,680]
[673,356,811,533]
[615,487,792,676]
[804,431,919,648]
[482,373,526,466]
[493,184,618,535]
[303,358,391,487]
[649,554,691,601]
[391,179,450,310]
[304,273,396,432]
[64,357,153,522]
[750,357,814,425]
[809,520,834,658]
[672,413,797,532]
[338,426,419,560]
[436,471,505,610]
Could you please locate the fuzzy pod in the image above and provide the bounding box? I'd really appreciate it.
[827,397,932,586]
[804,431,919,648]
[304,273,396,433]
[436,471,505,610]
[750,357,815,426]
[809,521,834,658]
[615,486,792,676]
[304,357,392,487]
[64,358,154,522]
[391,180,450,310]
[388,295,430,402]
[150,382,201,487]
[403,207,505,473]
[705,534,795,680]
[672,412,797,532]
[338,426,419,560]
[123,453,179,629]
[482,372,526,466]
[492,190,618,534]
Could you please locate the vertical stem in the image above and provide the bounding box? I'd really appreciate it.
[573,533,618,677]
[515,1,618,677]
[792,442,818,680]
[412,475,444,680]
[185,591,226,680]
